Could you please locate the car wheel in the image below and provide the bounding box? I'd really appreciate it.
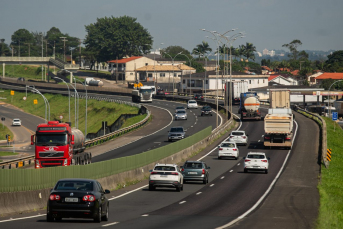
[101,204,109,221]
[235,156,238,160]
[94,207,101,222]
[203,178,207,184]
[55,217,62,221]
[265,169,268,174]
[181,184,184,191]
[46,213,53,222]
[176,185,181,192]
[168,139,171,142]
[218,156,221,160]
[244,169,247,173]
[149,185,155,191]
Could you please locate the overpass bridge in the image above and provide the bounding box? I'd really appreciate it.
[0,57,79,71]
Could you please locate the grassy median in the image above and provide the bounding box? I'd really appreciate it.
[317,117,343,228]
[0,125,13,141]
[0,89,146,136]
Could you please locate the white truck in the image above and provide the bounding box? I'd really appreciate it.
[85,77,103,86]
[132,86,153,102]
[227,81,248,105]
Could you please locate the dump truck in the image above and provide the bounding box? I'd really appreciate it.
[32,121,91,168]
[264,90,293,149]
[239,92,262,120]
[132,86,153,102]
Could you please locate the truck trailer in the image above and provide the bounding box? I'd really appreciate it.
[227,81,249,105]
[32,121,91,168]
[239,92,262,120]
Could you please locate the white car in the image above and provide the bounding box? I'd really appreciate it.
[149,163,184,192]
[12,118,21,126]
[244,152,269,174]
[187,100,198,109]
[217,142,239,160]
[228,130,248,146]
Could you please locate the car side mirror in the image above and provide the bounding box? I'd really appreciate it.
[104,189,110,194]
[268,157,270,160]
[207,167,211,169]
[180,166,183,169]
[218,145,220,148]
[243,157,246,159]
[149,170,152,172]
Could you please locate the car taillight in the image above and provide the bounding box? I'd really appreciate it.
[264,136,271,140]
[219,148,223,150]
[151,171,158,174]
[285,136,291,140]
[83,195,95,202]
[202,169,205,174]
[242,136,246,139]
[171,172,178,175]
[49,194,60,201]
[244,159,251,162]
[262,160,268,163]
[230,136,234,138]
[233,148,237,151]
[202,111,204,113]
[181,168,184,172]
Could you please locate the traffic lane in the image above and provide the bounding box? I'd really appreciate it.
[229,112,319,229]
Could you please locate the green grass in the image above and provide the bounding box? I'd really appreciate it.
[1,90,141,135]
[317,117,343,229]
[0,64,58,81]
[0,125,13,141]
[0,152,18,156]
[78,69,111,78]
[121,114,147,128]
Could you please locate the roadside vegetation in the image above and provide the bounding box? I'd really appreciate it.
[0,125,13,141]
[0,89,146,136]
[317,117,343,228]
[0,64,56,81]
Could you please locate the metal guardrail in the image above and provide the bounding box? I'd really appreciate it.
[294,105,328,168]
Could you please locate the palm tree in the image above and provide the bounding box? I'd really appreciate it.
[243,42,256,61]
[192,41,212,59]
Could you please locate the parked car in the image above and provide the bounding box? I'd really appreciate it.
[201,106,213,116]
[168,126,186,141]
[194,94,204,101]
[149,163,184,192]
[175,110,188,120]
[217,142,239,160]
[157,89,165,96]
[47,178,110,222]
[181,160,210,184]
[228,130,248,146]
[12,118,21,126]
[244,152,269,174]
[187,100,198,109]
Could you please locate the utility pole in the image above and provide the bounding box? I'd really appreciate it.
[60,37,68,62]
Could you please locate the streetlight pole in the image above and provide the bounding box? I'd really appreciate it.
[70,47,75,64]
[53,76,71,122]
[180,54,193,97]
[164,51,183,98]
[328,80,343,117]
[24,43,32,57]
[69,83,79,128]
[74,78,87,136]
[27,86,50,122]
[60,37,68,62]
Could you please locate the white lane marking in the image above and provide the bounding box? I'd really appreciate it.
[142,214,149,217]
[230,170,233,172]
[210,184,215,187]
[191,126,194,128]
[221,176,225,179]
[109,185,149,200]
[237,163,240,166]
[0,214,43,223]
[258,140,260,142]
[179,201,186,204]
[262,135,264,137]
[196,192,202,195]
[102,222,119,227]
[216,120,299,229]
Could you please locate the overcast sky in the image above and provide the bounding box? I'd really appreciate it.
[1,0,342,53]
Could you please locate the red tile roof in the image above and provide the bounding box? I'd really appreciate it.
[291,70,299,76]
[316,73,343,80]
[108,56,143,63]
[261,66,272,71]
[268,74,280,81]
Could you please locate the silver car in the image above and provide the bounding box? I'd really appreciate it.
[175,110,187,120]
[228,130,248,146]
[168,126,186,142]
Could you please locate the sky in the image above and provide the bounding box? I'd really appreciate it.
[1,0,342,54]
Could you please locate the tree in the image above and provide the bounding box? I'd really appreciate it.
[84,16,153,62]
[185,59,205,73]
[161,46,190,61]
[10,29,36,57]
[324,50,343,72]
[282,39,302,60]
[0,39,10,56]
[243,42,256,61]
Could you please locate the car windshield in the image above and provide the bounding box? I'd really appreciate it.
[177,111,186,114]
[13,119,20,122]
[184,163,202,169]
[55,181,93,191]
[176,107,184,109]
[247,154,265,159]
[36,134,68,146]
[189,101,196,104]
[221,143,235,147]
[170,127,184,132]
[154,166,175,171]
[202,107,211,110]
[232,132,244,136]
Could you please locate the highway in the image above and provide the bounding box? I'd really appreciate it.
[0,83,319,228]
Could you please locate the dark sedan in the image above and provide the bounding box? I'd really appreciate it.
[47,178,110,222]
[201,106,213,116]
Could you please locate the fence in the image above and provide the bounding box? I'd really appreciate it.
[0,126,211,193]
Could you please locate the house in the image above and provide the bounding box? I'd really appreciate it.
[311,72,343,85]
[307,72,323,85]
[268,74,298,85]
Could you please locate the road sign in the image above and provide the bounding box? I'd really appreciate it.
[327,148,332,162]
[332,112,338,121]
[23,96,26,101]
[59,115,63,120]
[10,90,14,95]
[1,117,4,121]
[34,99,38,104]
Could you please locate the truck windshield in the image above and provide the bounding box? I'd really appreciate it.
[36,134,67,146]
[140,89,152,94]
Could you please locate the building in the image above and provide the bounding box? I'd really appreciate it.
[268,74,298,85]
[312,72,343,85]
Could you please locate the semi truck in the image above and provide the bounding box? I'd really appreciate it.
[31,121,91,168]
[239,92,262,120]
[132,86,153,102]
[226,81,249,105]
[264,90,293,149]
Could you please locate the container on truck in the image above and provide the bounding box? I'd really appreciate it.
[239,92,262,120]
[227,81,249,105]
[269,89,290,108]
[85,77,103,86]
[32,121,91,168]
[132,86,153,102]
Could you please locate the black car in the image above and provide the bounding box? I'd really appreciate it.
[194,94,204,101]
[47,178,110,222]
[157,89,165,96]
[201,106,213,116]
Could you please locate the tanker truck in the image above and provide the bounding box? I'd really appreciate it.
[239,92,262,120]
[31,121,91,168]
